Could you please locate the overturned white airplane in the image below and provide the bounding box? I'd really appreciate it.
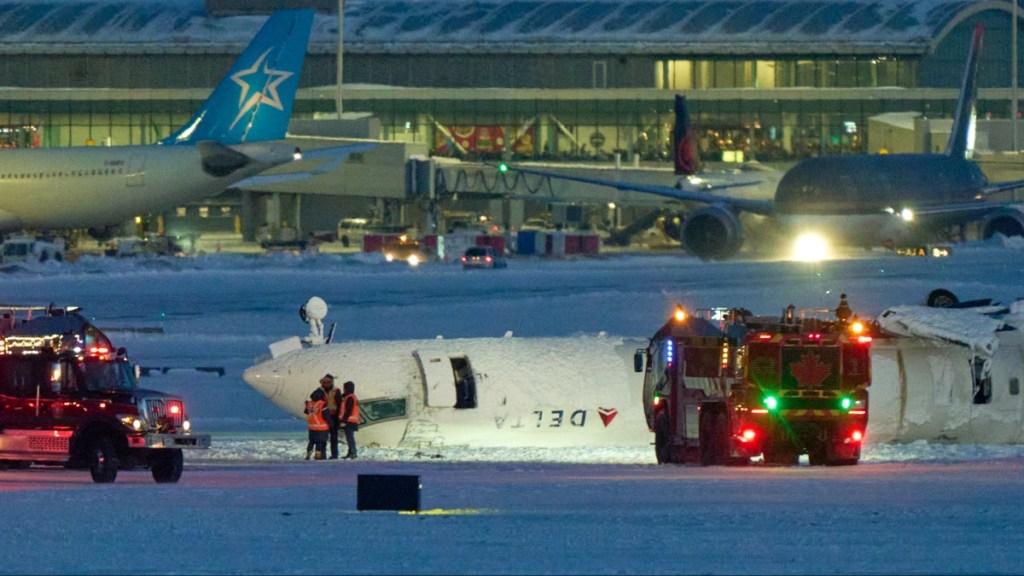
[243,294,1024,450]
[244,329,652,450]
[870,297,1024,444]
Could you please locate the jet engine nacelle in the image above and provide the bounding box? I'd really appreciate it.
[981,206,1024,240]
[680,204,744,260]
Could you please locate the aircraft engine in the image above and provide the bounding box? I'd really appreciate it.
[680,204,744,260]
[981,206,1024,240]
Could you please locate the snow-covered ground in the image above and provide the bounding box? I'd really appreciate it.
[2,240,1024,574]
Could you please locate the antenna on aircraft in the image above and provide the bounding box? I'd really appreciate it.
[300,296,329,346]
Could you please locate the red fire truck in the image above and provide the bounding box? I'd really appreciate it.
[635,297,873,466]
[0,305,210,482]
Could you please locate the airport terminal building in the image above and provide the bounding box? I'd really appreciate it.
[0,0,1022,240]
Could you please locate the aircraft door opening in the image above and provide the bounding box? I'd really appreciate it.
[413,351,477,409]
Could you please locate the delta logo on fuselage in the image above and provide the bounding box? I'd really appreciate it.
[494,407,619,430]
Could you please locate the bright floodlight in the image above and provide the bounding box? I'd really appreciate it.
[900,208,914,222]
[792,232,830,262]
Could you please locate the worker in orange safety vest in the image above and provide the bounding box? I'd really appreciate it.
[304,385,329,460]
[339,380,360,459]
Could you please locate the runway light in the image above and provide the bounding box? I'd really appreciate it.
[792,232,829,262]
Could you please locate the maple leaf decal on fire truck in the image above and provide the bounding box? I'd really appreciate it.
[789,353,833,388]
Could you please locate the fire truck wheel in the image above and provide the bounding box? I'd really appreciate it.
[88,436,119,483]
[699,412,728,466]
[654,415,671,464]
[151,449,184,483]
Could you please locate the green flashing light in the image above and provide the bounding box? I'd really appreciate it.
[764,396,779,411]
[840,397,853,410]
[497,163,509,173]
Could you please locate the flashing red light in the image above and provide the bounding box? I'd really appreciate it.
[740,428,757,442]
[88,346,110,357]
[807,333,822,340]
[485,256,492,263]
[850,429,864,442]
[170,405,181,415]
[460,256,467,263]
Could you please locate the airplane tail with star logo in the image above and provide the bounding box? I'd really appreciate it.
[159,8,314,146]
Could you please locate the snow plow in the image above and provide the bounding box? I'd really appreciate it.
[636,296,874,465]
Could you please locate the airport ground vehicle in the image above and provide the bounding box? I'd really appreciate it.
[461,246,507,269]
[0,305,210,482]
[636,297,872,466]
[0,235,65,264]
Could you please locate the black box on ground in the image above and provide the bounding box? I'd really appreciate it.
[357,474,421,511]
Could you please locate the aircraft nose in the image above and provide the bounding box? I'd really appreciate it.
[242,363,280,401]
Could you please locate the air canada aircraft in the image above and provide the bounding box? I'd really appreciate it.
[242,295,1024,452]
[506,24,1024,260]
[0,9,374,236]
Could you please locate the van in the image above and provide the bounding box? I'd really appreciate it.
[0,236,65,264]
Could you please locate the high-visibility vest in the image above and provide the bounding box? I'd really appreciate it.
[341,394,360,424]
[325,388,341,416]
[306,399,328,431]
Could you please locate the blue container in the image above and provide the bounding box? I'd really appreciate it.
[517,230,542,255]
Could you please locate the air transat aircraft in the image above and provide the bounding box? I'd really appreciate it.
[0,9,373,235]
[508,24,1024,260]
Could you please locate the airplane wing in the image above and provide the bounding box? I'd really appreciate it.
[503,164,774,216]
[233,141,378,187]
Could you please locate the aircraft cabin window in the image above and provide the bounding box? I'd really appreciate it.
[360,398,407,423]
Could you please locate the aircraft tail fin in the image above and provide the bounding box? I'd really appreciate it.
[159,9,314,146]
[944,23,983,158]
[673,95,699,175]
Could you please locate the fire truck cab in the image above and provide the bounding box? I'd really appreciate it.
[636,297,872,466]
[0,305,210,482]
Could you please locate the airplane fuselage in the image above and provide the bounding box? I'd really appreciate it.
[243,335,654,450]
[0,142,295,232]
[771,153,989,245]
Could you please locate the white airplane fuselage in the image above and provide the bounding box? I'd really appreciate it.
[245,329,1024,449]
[0,141,296,231]
[243,335,653,449]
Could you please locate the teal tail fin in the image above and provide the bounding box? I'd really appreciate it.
[160,9,314,146]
